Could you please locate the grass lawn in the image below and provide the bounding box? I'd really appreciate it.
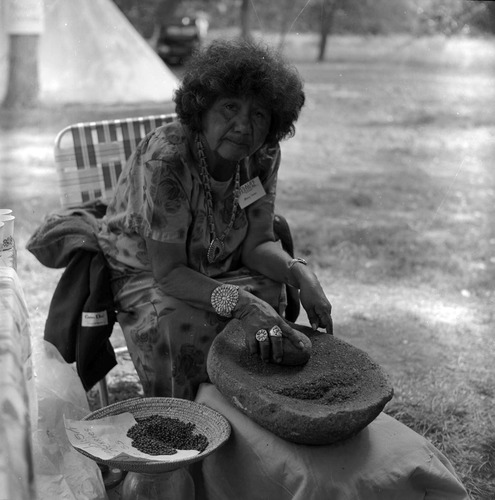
[2,34,495,498]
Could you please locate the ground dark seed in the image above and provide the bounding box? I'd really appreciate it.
[272,372,361,403]
[127,414,209,456]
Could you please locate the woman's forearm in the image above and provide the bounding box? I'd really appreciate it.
[242,240,316,289]
[146,237,227,313]
[243,241,333,333]
[146,238,257,316]
[157,264,222,312]
[158,264,260,321]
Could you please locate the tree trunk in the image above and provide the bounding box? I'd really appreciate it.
[484,1,495,33]
[240,0,251,40]
[278,0,297,50]
[317,0,339,62]
[2,35,39,109]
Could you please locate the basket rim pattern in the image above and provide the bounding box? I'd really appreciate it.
[75,397,231,473]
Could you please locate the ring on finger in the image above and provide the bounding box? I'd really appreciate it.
[255,329,269,342]
[269,325,283,338]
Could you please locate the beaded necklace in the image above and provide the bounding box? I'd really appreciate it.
[196,135,241,264]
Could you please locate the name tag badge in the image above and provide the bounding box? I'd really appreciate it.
[239,177,266,209]
[82,311,109,327]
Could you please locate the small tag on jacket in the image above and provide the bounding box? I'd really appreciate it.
[82,311,108,327]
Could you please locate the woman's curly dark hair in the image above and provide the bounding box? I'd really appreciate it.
[174,38,305,146]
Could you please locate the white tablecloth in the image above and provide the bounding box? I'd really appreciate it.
[0,267,36,500]
[0,267,107,500]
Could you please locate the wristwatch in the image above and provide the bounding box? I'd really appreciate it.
[288,258,308,269]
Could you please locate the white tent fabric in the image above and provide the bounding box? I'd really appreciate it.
[0,0,178,104]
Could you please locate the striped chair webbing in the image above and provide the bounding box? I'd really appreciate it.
[55,113,176,208]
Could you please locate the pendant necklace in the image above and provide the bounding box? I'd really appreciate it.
[196,135,241,264]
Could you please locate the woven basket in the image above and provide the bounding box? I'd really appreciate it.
[78,397,231,473]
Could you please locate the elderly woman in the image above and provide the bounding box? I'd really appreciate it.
[97,39,469,500]
[98,39,332,400]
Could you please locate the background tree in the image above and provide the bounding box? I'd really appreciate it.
[486,1,495,32]
[277,0,296,48]
[467,0,495,34]
[4,0,492,110]
[317,0,343,62]
[113,0,495,42]
[240,0,251,40]
[2,0,44,109]
[414,0,493,35]
[3,35,39,109]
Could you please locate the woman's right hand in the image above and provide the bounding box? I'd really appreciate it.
[233,290,308,363]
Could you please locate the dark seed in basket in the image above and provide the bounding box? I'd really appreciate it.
[127,414,209,455]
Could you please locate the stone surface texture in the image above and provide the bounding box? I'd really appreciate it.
[207,321,394,445]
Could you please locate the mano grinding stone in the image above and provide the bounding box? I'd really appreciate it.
[207,321,394,445]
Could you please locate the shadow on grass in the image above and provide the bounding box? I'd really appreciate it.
[336,302,493,499]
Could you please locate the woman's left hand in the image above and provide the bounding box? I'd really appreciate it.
[299,278,333,335]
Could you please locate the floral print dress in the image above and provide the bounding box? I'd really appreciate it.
[97,120,286,399]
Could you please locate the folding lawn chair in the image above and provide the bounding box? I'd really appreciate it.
[54,113,177,209]
[52,113,300,408]
[53,113,176,407]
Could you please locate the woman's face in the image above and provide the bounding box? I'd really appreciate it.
[201,96,271,165]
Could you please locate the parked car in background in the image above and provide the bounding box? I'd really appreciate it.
[156,16,201,66]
